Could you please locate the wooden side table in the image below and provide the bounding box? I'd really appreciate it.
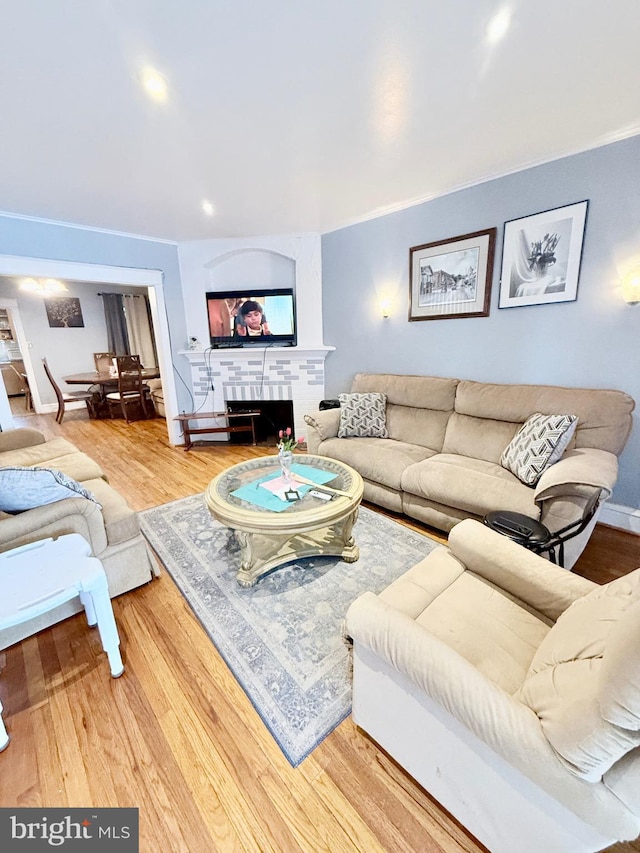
[174,410,260,450]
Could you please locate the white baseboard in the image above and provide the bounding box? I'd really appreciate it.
[599,501,640,535]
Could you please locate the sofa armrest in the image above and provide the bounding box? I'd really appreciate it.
[0,498,108,556]
[447,519,596,620]
[534,448,618,503]
[304,409,340,454]
[0,428,46,453]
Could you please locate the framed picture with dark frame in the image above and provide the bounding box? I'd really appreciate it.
[45,297,84,328]
[498,200,589,309]
[409,228,496,321]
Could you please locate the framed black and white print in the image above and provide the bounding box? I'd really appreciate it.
[409,228,496,321]
[498,200,588,309]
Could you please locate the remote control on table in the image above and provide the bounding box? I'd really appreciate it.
[309,489,333,501]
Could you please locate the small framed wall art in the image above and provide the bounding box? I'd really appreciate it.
[45,297,85,328]
[409,228,496,321]
[498,200,588,309]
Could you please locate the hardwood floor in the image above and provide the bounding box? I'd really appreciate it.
[1,410,639,852]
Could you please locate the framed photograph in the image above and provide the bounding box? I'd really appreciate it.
[498,200,588,309]
[45,297,84,328]
[409,228,496,321]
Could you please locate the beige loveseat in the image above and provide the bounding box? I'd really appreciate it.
[305,373,635,568]
[345,520,640,853]
[0,428,158,647]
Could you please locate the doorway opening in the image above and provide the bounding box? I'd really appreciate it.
[0,256,179,442]
[0,305,32,418]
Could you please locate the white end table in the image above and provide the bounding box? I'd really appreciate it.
[0,534,124,750]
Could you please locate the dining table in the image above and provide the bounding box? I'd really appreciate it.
[63,368,161,419]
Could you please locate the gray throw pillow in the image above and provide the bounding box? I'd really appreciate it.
[501,413,578,486]
[0,466,101,513]
[338,392,388,438]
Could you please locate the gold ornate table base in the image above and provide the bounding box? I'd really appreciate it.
[234,507,360,587]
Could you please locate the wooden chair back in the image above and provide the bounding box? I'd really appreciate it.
[42,357,65,410]
[111,355,148,422]
[94,352,115,373]
[115,355,143,395]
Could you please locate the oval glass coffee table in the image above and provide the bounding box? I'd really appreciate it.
[205,454,364,587]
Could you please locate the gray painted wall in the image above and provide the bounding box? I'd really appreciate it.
[321,135,640,509]
[0,217,191,410]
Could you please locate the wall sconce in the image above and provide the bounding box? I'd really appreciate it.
[19,278,69,297]
[380,298,391,318]
[621,266,640,305]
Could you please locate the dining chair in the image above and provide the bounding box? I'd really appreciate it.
[42,357,94,424]
[8,363,33,411]
[105,355,149,422]
[93,352,115,373]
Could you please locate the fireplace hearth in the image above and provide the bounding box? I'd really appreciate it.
[226,400,294,444]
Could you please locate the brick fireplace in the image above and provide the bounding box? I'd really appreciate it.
[181,347,332,443]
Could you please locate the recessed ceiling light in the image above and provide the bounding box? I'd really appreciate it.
[486,8,511,45]
[141,67,168,102]
[202,200,215,217]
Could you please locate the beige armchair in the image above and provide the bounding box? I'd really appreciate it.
[345,520,640,853]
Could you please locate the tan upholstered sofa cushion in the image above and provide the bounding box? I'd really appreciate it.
[352,373,458,450]
[518,569,640,781]
[401,454,540,518]
[318,437,434,491]
[453,380,634,455]
[0,436,105,483]
[377,547,551,694]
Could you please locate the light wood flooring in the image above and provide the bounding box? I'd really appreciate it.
[1,408,639,852]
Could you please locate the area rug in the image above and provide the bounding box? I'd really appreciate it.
[139,495,439,766]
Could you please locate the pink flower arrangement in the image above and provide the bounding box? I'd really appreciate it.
[277,427,304,452]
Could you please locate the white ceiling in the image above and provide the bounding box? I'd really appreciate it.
[1,1,639,242]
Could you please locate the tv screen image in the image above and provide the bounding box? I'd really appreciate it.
[206,289,296,347]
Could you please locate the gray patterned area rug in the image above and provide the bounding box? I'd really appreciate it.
[139,495,439,766]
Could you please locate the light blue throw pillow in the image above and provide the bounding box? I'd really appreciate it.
[0,466,101,513]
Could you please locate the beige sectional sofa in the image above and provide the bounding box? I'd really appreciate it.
[345,519,640,853]
[0,427,158,647]
[305,373,635,568]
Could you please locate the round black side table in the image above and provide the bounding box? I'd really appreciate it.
[483,510,553,555]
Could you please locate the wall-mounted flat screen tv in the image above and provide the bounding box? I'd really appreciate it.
[206,289,297,347]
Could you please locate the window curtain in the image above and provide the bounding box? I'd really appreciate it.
[102,293,130,356]
[123,295,157,368]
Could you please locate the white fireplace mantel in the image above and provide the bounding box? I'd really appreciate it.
[179,346,334,441]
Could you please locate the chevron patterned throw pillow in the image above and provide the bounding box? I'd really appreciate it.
[338,392,388,438]
[501,413,578,486]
